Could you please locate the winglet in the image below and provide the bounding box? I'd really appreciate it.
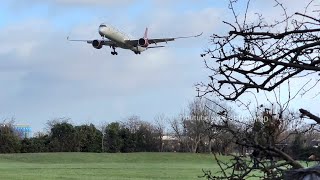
[195,32,203,37]
[144,27,148,39]
[175,32,203,39]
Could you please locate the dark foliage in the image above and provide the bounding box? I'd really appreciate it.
[0,124,21,153]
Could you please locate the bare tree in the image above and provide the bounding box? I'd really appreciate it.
[170,98,233,153]
[187,99,209,153]
[197,0,320,118]
[154,114,167,152]
[170,111,190,152]
[201,102,310,179]
[97,121,108,152]
[196,0,320,178]
[123,115,142,133]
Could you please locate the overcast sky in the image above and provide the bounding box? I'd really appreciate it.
[0,0,318,133]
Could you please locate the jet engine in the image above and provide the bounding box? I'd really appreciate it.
[138,38,149,47]
[92,40,103,49]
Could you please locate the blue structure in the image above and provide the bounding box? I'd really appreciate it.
[14,124,31,139]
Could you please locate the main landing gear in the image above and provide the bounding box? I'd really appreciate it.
[110,45,118,55]
[134,51,141,55]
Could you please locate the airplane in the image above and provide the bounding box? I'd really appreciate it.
[67,23,203,55]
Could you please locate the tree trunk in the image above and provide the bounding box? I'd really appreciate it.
[208,138,212,154]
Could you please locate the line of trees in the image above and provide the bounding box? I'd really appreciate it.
[0,116,162,153]
[1,99,319,157]
[0,99,229,154]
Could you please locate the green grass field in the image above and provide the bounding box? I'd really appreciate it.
[0,152,224,180]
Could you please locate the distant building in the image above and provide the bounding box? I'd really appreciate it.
[162,135,181,152]
[14,124,31,139]
[162,135,177,141]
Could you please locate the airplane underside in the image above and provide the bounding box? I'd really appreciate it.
[108,42,142,55]
[108,46,142,55]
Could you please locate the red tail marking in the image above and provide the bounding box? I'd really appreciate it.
[144,27,148,39]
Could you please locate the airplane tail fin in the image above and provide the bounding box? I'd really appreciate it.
[144,27,148,39]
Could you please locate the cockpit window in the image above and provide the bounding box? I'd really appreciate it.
[99,24,107,28]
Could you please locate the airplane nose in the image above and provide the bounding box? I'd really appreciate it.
[99,27,104,37]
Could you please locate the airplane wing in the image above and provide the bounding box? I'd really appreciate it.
[147,46,165,49]
[125,32,203,46]
[67,37,116,46]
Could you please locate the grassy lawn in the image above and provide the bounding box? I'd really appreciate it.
[0,152,225,180]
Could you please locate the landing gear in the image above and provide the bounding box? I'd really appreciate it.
[110,45,118,55]
[134,46,141,55]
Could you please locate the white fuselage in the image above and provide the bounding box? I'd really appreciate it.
[98,24,146,53]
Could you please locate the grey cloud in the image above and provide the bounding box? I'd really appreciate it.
[48,0,133,6]
[9,0,135,7]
